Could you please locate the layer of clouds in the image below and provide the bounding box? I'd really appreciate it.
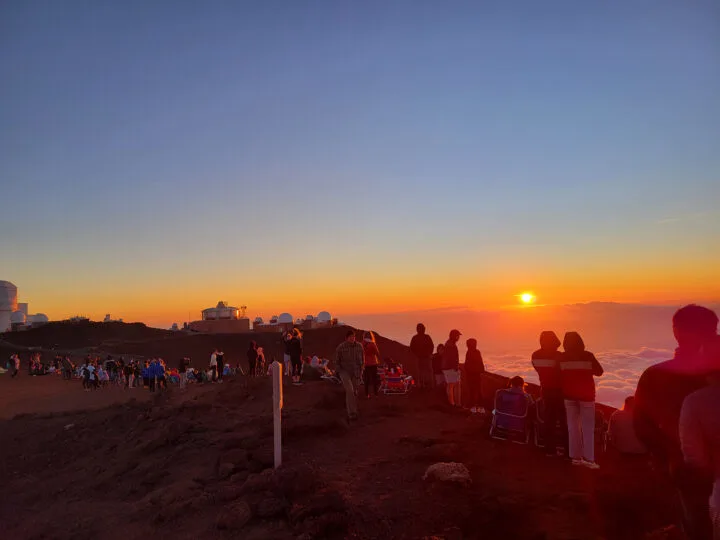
[483,347,673,409]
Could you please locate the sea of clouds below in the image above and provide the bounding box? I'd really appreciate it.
[483,347,674,409]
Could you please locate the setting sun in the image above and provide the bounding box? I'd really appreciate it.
[520,292,535,304]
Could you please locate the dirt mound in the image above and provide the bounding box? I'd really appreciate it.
[1,321,173,351]
[0,373,681,539]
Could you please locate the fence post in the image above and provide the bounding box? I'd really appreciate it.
[272,360,283,468]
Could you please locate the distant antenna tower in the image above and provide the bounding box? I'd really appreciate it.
[240,305,247,318]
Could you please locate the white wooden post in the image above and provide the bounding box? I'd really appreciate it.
[272,360,283,469]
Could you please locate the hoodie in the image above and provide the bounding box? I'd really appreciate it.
[531,331,564,393]
[559,332,603,402]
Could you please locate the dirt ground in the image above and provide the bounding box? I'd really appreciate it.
[0,371,682,540]
[0,373,153,419]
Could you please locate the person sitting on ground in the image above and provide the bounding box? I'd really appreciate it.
[680,335,720,539]
[465,338,486,413]
[635,305,718,539]
[607,396,647,456]
[532,330,569,457]
[496,376,534,413]
[300,356,322,382]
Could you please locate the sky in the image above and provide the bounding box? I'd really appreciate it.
[1,1,719,328]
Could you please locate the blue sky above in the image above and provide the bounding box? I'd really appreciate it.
[1,1,718,323]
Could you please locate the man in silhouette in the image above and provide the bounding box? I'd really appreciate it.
[680,336,720,539]
[635,304,719,539]
[532,331,569,457]
[410,323,435,389]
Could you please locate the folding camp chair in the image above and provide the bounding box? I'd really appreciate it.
[490,389,532,444]
[380,372,413,395]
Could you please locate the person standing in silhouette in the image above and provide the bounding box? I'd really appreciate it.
[247,341,258,377]
[209,349,218,382]
[635,304,718,539]
[288,329,303,384]
[216,349,225,383]
[465,338,485,412]
[532,331,569,457]
[432,344,446,390]
[283,332,293,377]
[362,331,381,398]
[410,323,435,389]
[335,330,364,421]
[560,332,603,469]
[680,335,720,540]
[442,330,462,407]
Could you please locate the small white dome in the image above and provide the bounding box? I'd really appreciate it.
[28,313,49,324]
[11,311,26,324]
[254,317,264,324]
[305,314,314,321]
[278,313,293,324]
[317,311,332,323]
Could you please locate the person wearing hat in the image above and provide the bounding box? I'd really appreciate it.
[442,329,462,407]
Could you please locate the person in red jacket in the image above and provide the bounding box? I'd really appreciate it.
[560,332,604,469]
[362,331,381,398]
[465,338,485,412]
[532,331,569,457]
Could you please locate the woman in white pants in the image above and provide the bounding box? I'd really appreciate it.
[560,332,604,469]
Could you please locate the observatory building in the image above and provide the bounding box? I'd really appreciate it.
[189,301,251,334]
[1,281,50,332]
[252,310,337,332]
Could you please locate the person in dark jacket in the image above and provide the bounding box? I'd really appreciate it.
[432,344,446,389]
[410,323,435,388]
[560,332,603,469]
[216,349,225,383]
[247,341,258,377]
[288,330,303,384]
[465,338,485,411]
[634,304,718,539]
[532,331,569,457]
[443,329,462,407]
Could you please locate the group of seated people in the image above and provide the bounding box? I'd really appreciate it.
[491,375,646,458]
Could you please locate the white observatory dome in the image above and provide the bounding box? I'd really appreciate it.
[28,313,49,324]
[278,313,293,324]
[317,311,332,323]
[11,311,26,324]
[305,314,314,321]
